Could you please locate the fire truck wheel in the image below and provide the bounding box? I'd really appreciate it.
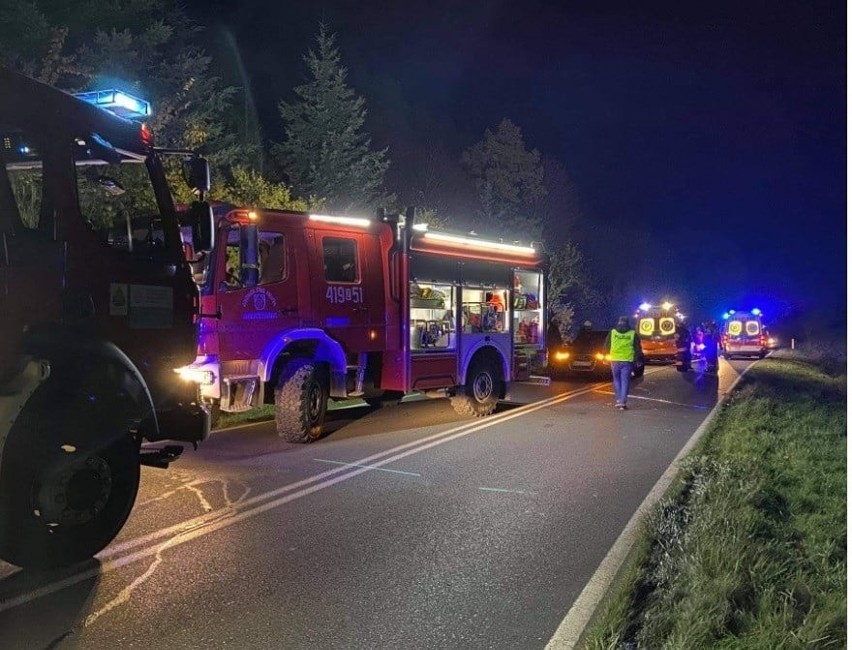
[451,361,501,418]
[274,359,328,443]
[0,386,140,569]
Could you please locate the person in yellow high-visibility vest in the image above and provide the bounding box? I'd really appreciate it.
[604,315,643,410]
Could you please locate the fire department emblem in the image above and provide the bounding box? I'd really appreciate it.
[241,287,279,320]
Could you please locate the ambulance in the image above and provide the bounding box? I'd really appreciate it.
[634,301,685,363]
[720,309,768,359]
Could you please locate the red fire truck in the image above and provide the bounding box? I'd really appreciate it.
[634,301,685,363]
[0,68,212,568]
[177,206,547,442]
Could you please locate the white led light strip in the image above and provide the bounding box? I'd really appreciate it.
[309,214,372,228]
[423,231,536,255]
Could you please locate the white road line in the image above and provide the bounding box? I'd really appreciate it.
[0,384,601,613]
[545,361,755,649]
[594,389,711,410]
[313,458,421,476]
[478,487,533,495]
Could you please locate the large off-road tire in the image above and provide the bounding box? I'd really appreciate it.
[274,359,328,443]
[451,360,501,417]
[0,383,141,569]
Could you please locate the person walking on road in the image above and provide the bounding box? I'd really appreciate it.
[604,315,643,410]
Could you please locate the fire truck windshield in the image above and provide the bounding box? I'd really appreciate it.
[2,124,180,257]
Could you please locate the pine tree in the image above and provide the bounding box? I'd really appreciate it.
[275,25,389,213]
[461,118,546,240]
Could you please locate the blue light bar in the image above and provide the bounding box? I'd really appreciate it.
[722,313,730,320]
[639,302,651,312]
[751,308,762,316]
[74,89,151,119]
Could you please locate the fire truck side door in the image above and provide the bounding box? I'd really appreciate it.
[310,230,383,351]
[215,223,297,362]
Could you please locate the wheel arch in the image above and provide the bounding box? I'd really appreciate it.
[459,344,508,396]
[259,328,348,397]
[16,326,157,438]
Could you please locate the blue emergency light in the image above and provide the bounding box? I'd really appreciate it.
[74,89,151,120]
[751,308,762,316]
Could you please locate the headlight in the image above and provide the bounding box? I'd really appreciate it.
[174,366,215,385]
[553,351,570,361]
[595,353,605,360]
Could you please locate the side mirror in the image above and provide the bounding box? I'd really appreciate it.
[184,157,211,196]
[186,201,214,253]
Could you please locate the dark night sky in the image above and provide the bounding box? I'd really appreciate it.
[186,0,846,326]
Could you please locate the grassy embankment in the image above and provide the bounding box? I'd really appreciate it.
[583,341,847,649]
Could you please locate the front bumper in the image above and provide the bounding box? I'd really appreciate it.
[154,400,210,444]
[146,360,213,444]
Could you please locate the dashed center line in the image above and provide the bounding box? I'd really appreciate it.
[594,389,711,409]
[478,487,534,495]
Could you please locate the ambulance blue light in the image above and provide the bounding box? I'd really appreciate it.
[751,308,761,316]
[639,302,651,312]
[722,313,730,320]
[74,89,151,119]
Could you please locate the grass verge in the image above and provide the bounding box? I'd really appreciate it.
[216,404,275,429]
[582,346,847,649]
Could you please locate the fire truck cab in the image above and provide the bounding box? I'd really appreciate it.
[179,207,547,442]
[634,301,685,363]
[0,68,211,568]
[721,309,767,359]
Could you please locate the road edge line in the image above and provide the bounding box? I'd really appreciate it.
[544,363,754,649]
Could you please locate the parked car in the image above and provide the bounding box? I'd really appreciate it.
[549,330,644,378]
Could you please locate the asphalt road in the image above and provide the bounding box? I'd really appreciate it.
[0,359,752,649]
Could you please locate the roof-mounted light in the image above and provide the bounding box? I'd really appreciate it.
[751,308,762,316]
[423,231,536,255]
[309,214,372,228]
[74,89,152,120]
[722,313,731,320]
[661,301,673,311]
[638,302,651,312]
